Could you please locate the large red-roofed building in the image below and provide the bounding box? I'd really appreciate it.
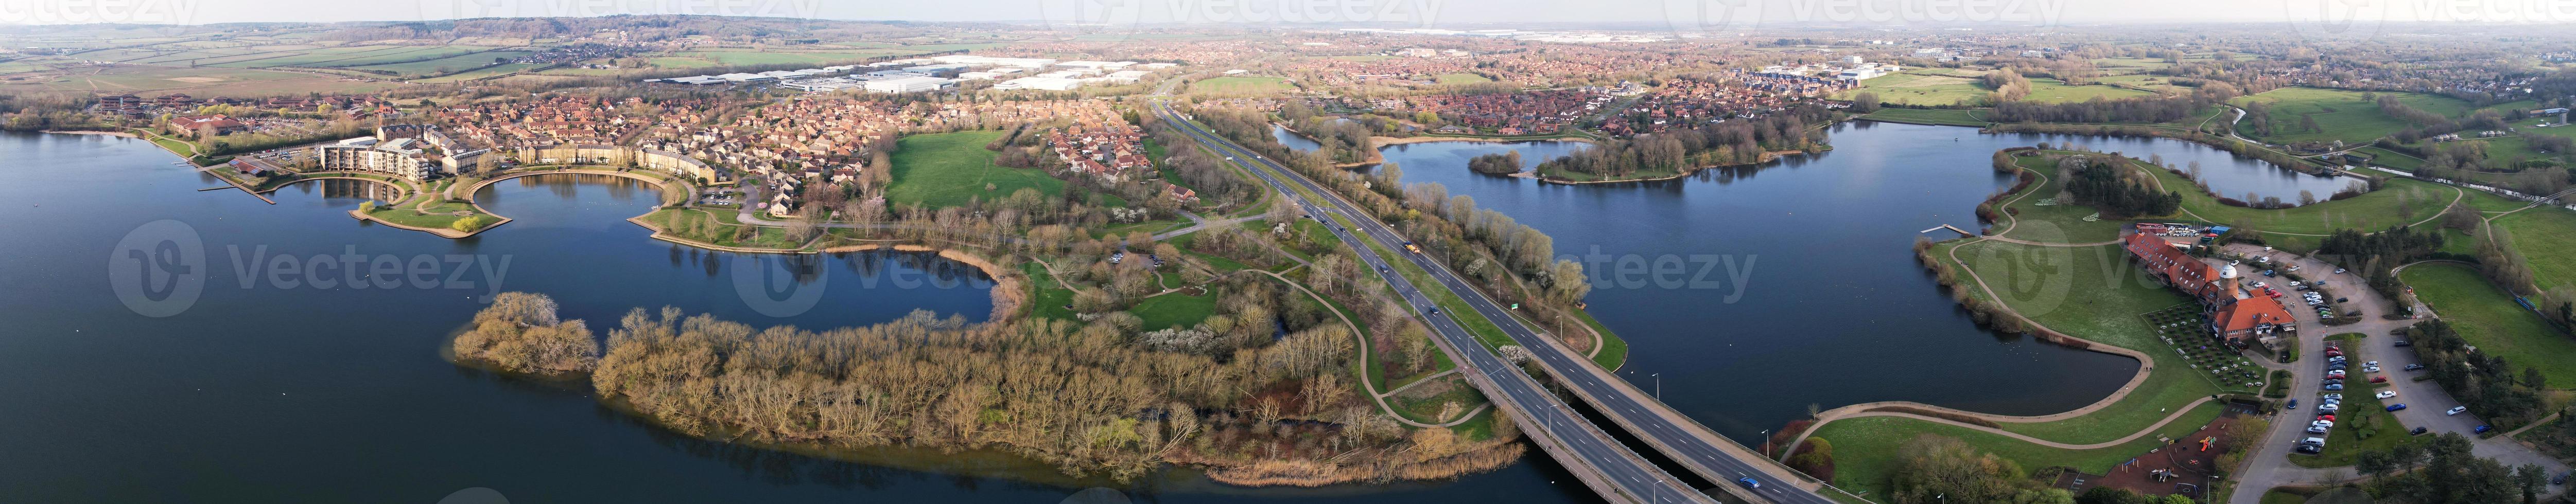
[2122,232,2300,347]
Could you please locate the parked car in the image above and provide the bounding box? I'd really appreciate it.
[2335,268,2347,274]
[2326,372,2346,380]
[2447,406,2469,416]
[2405,364,2426,371]
[2365,366,2381,373]
[2388,404,2408,411]
[2365,361,2378,367]
[2476,425,2494,434]
[2370,376,2388,383]
[2318,404,2341,412]
[2411,427,2429,436]
[2321,393,2342,400]
[2317,414,2338,421]
[2296,444,2322,454]
[2376,390,2396,399]
[2393,339,2412,347]
[2326,384,2344,390]
[2308,425,2331,435]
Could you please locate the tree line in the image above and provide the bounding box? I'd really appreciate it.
[1532,103,1831,179]
[2058,154,2182,218]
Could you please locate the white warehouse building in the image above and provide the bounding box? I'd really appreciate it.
[864,76,952,93]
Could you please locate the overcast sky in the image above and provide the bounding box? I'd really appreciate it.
[6,0,2571,27]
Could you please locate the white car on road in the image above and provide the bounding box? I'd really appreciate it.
[2447,406,2470,416]
[2376,390,2397,399]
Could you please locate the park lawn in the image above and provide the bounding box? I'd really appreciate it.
[2024,78,2153,103]
[1810,400,2223,498]
[1022,262,1080,322]
[642,208,802,249]
[1945,240,2225,444]
[2400,262,2576,389]
[2291,333,2412,468]
[1388,374,1486,424]
[1573,309,1630,371]
[885,131,1069,209]
[2495,207,2576,291]
[2353,146,2425,171]
[1860,107,1989,127]
[368,201,486,230]
[2137,158,2462,236]
[2231,87,2477,145]
[1995,153,2131,244]
[1130,288,1220,331]
[1193,76,1296,95]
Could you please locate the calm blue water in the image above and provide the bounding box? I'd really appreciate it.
[0,132,1591,503]
[1293,122,2337,442]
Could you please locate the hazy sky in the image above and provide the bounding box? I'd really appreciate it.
[5,0,2571,27]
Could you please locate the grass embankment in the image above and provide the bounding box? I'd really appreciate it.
[366,201,487,230]
[1859,107,1989,127]
[639,208,802,249]
[1130,288,1220,331]
[1992,154,2125,243]
[2291,333,2410,468]
[2400,262,2576,388]
[1809,401,2223,498]
[1940,240,2225,444]
[885,131,1078,209]
[2493,207,2576,292]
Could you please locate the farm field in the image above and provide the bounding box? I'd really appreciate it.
[415,63,545,83]
[349,51,533,78]
[1837,70,1988,106]
[0,63,401,98]
[1435,73,1493,84]
[884,131,1070,209]
[2231,87,2478,145]
[2023,78,2153,103]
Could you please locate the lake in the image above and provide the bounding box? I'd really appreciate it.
[1282,121,2355,443]
[0,132,1596,503]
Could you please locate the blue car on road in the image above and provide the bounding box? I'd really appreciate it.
[2387,404,2408,411]
[1737,477,1761,489]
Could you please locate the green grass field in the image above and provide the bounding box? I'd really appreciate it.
[1993,154,2128,244]
[1192,76,1297,95]
[2494,207,2576,292]
[2400,262,2576,388]
[1023,262,1080,322]
[884,131,1068,209]
[1859,107,1989,127]
[1130,289,1220,331]
[1810,401,2222,497]
[1839,71,1990,106]
[2232,87,2477,145]
[1945,240,2224,444]
[2024,78,2153,103]
[2131,156,2460,237]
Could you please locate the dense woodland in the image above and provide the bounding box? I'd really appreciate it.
[1533,104,1831,179]
[2055,154,2182,218]
[455,286,1520,484]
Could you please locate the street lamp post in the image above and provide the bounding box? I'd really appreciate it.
[1651,372,1661,401]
